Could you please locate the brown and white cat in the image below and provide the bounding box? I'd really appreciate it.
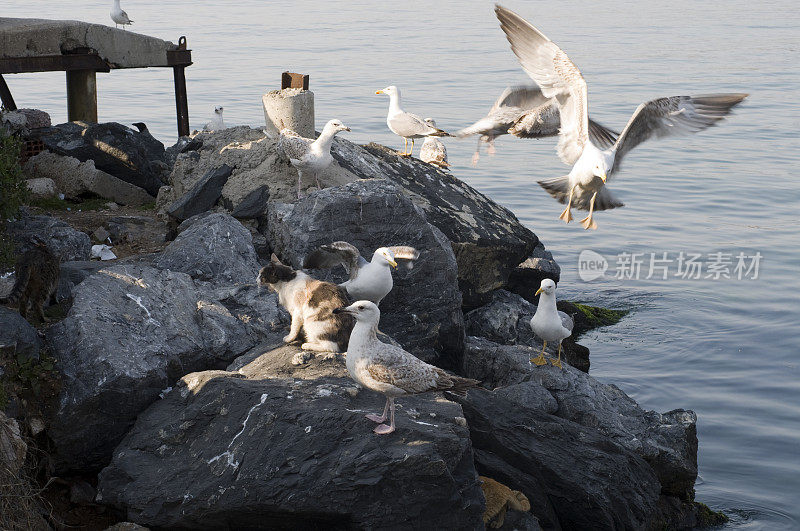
[257,254,353,352]
[0,237,59,323]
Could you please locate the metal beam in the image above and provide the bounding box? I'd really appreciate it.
[0,54,110,74]
[168,37,192,137]
[66,69,98,122]
[0,75,16,110]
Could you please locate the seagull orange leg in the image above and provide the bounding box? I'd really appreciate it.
[580,191,598,230]
[551,342,564,369]
[559,185,576,223]
[531,340,548,366]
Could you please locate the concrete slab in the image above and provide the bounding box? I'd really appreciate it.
[0,18,178,68]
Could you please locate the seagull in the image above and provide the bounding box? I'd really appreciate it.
[455,85,618,166]
[529,279,572,369]
[203,105,225,131]
[333,300,480,434]
[495,5,748,230]
[110,0,133,30]
[276,119,351,198]
[376,86,449,157]
[303,242,419,305]
[419,118,450,168]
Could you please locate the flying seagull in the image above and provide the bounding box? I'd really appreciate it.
[455,85,618,166]
[110,0,133,29]
[419,118,450,168]
[334,301,480,434]
[303,242,418,305]
[495,5,748,229]
[277,119,351,198]
[529,279,572,369]
[376,85,449,157]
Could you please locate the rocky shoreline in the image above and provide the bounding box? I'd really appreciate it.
[1,119,724,529]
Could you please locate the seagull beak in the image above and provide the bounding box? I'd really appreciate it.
[388,259,398,269]
[333,307,352,315]
[600,172,607,183]
[375,90,384,95]
[535,287,544,296]
[343,126,351,132]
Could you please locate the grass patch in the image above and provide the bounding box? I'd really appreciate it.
[0,346,59,411]
[28,195,109,212]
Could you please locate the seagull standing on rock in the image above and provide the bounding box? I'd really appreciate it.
[495,5,747,230]
[203,105,225,131]
[110,0,133,29]
[277,119,351,198]
[304,242,419,305]
[376,86,449,157]
[334,301,480,435]
[529,279,572,369]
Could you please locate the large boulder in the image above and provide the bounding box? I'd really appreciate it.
[7,213,91,262]
[155,213,260,287]
[266,179,465,368]
[30,122,168,196]
[166,164,232,221]
[464,290,589,372]
[332,141,541,308]
[97,345,484,529]
[506,242,561,302]
[46,263,287,472]
[0,307,42,362]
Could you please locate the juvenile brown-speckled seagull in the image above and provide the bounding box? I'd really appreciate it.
[495,5,748,230]
[454,85,618,166]
[376,85,449,157]
[419,118,450,168]
[334,301,480,434]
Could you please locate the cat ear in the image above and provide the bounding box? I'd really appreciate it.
[271,253,283,264]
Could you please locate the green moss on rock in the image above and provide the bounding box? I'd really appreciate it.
[556,300,629,338]
[695,502,728,528]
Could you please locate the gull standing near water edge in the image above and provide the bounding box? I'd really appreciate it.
[334,301,480,435]
[277,119,351,198]
[376,86,449,157]
[495,5,747,230]
[529,279,573,369]
[203,105,225,131]
[110,0,133,29]
[303,242,418,305]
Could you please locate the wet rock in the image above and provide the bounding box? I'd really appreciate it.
[97,345,484,529]
[454,386,662,530]
[332,141,541,308]
[155,212,260,287]
[46,263,285,473]
[464,290,589,372]
[0,307,42,362]
[265,179,465,368]
[30,122,168,196]
[166,164,232,221]
[7,213,91,262]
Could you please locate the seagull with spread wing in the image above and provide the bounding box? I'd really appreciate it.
[303,242,419,305]
[495,5,747,230]
[455,85,618,166]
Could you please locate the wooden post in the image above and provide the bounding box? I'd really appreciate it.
[0,75,17,111]
[172,64,189,137]
[66,69,98,122]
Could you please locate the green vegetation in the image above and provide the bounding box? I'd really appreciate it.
[0,127,29,270]
[28,195,109,211]
[694,502,729,528]
[0,346,58,410]
[572,302,629,328]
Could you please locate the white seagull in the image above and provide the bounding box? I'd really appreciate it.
[496,5,748,230]
[419,118,450,168]
[203,105,225,131]
[455,85,618,166]
[334,301,480,434]
[304,242,419,305]
[277,119,351,198]
[376,86,449,157]
[529,279,572,369]
[110,0,133,30]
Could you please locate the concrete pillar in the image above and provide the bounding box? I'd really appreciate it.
[66,70,98,123]
[262,89,314,138]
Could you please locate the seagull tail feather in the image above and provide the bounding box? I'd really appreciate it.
[428,127,451,137]
[445,375,481,397]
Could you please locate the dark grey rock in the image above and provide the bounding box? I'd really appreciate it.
[226,183,269,218]
[0,306,42,361]
[46,263,285,473]
[332,141,541,308]
[105,215,158,245]
[463,336,537,389]
[266,179,465,368]
[454,386,662,530]
[30,122,168,196]
[97,345,484,529]
[167,164,232,221]
[7,214,91,262]
[155,212,260,287]
[464,290,589,372]
[507,242,562,303]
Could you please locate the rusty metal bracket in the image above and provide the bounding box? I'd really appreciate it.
[281,71,309,90]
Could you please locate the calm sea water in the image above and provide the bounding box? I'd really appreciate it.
[4,1,799,527]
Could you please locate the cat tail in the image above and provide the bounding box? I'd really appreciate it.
[0,261,32,306]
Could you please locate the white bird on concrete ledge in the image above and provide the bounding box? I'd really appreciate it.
[110,0,134,30]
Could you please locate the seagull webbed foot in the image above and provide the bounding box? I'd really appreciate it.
[580,215,597,230]
[550,357,563,369]
[559,206,573,223]
[373,424,395,435]
[530,353,548,366]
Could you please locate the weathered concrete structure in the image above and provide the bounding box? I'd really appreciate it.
[0,18,192,135]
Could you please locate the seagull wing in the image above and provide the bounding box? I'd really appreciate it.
[496,5,589,165]
[390,112,447,137]
[611,93,747,173]
[303,241,365,280]
[491,85,550,113]
[277,129,312,162]
[364,346,443,394]
[587,119,619,149]
[558,311,574,334]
